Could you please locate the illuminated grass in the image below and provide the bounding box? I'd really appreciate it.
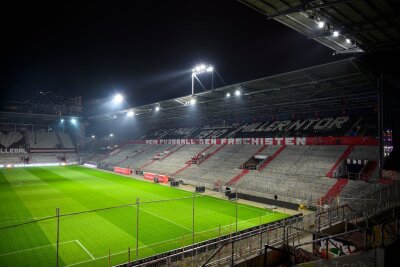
[0,166,289,266]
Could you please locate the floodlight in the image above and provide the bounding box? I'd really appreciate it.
[70,118,77,124]
[109,133,114,137]
[155,106,160,112]
[318,21,325,28]
[113,93,124,104]
[60,119,64,123]
[235,90,241,96]
[346,38,351,44]
[127,110,134,117]
[91,135,95,139]
[190,98,196,105]
[226,92,231,97]
[191,63,215,94]
[333,31,339,37]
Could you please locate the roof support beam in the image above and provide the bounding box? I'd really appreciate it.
[267,0,354,19]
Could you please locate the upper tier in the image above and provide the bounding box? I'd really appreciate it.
[144,116,375,140]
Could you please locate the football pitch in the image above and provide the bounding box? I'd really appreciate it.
[0,166,289,267]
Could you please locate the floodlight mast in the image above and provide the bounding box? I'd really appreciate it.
[191,64,214,95]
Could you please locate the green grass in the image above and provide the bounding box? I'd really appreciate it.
[0,166,289,267]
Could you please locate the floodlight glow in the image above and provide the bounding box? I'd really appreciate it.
[206,66,214,72]
[127,110,134,117]
[235,90,241,96]
[318,21,325,28]
[113,93,124,104]
[70,118,77,124]
[60,119,64,123]
[190,98,196,105]
[113,115,117,119]
[226,92,231,97]
[333,31,339,37]
[91,135,95,139]
[109,133,114,137]
[346,38,351,44]
[155,106,160,111]
[200,64,206,70]
[195,66,202,72]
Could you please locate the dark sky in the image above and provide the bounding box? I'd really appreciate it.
[0,0,350,115]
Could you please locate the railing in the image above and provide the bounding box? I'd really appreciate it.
[316,192,400,232]
[115,213,312,267]
[292,227,373,263]
[347,171,370,181]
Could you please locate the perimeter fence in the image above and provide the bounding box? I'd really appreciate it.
[0,192,301,267]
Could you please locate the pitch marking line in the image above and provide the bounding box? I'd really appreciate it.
[140,207,192,232]
[75,240,95,260]
[0,240,76,257]
[65,213,275,266]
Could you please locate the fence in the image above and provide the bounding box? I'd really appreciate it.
[119,213,314,267]
[0,192,293,267]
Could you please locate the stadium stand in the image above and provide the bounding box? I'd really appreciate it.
[58,133,75,148]
[0,131,25,148]
[28,131,60,148]
[86,115,379,206]
[0,130,77,165]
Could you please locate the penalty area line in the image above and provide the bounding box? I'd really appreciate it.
[75,240,95,260]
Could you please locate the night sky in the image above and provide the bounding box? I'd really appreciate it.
[0,0,351,115]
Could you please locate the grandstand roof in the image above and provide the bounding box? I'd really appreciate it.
[0,111,82,125]
[238,0,400,54]
[89,58,378,124]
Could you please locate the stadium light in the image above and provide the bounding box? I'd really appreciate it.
[318,21,325,29]
[155,106,160,112]
[333,31,339,37]
[226,92,231,98]
[70,118,77,125]
[60,118,64,123]
[109,133,114,138]
[235,89,241,96]
[113,93,124,104]
[127,110,134,117]
[91,135,95,139]
[192,64,213,75]
[192,64,214,94]
[346,38,351,44]
[190,98,196,105]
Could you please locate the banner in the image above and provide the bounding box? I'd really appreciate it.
[0,148,27,154]
[143,172,169,183]
[139,136,377,146]
[114,167,132,175]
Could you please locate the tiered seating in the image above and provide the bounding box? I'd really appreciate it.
[347,146,378,161]
[233,116,355,138]
[0,131,24,148]
[28,132,59,148]
[83,115,378,205]
[0,155,24,164]
[175,145,260,187]
[30,153,61,163]
[233,145,346,202]
[59,133,75,148]
[119,144,172,169]
[143,145,207,174]
[100,144,147,165]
